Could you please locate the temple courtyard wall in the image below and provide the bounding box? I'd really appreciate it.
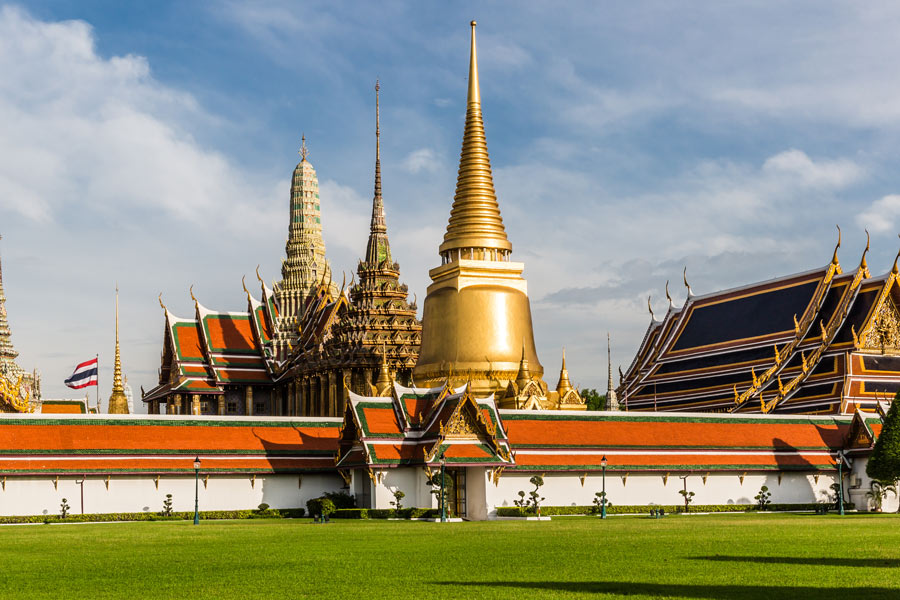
[0,473,342,517]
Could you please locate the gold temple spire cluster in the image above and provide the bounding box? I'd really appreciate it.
[439,21,512,260]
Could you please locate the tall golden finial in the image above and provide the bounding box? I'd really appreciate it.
[831,225,841,266]
[158,293,167,312]
[108,285,129,414]
[647,295,655,321]
[665,281,673,306]
[299,134,309,162]
[438,20,511,256]
[892,234,900,276]
[683,267,693,297]
[860,228,870,271]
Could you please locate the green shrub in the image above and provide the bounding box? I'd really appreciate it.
[331,507,441,520]
[323,491,357,509]
[306,497,336,518]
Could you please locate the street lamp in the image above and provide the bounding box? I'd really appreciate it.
[440,455,447,523]
[836,450,845,516]
[600,455,608,519]
[193,456,201,525]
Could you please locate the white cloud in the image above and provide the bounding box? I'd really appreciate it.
[762,149,863,189]
[858,194,900,235]
[401,148,440,174]
[0,5,276,232]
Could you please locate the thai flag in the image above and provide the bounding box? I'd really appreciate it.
[65,358,98,389]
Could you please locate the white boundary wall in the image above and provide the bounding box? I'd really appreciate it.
[365,466,849,519]
[0,474,344,517]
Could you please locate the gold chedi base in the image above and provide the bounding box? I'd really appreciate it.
[413,258,545,396]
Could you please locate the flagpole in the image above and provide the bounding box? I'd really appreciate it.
[96,353,100,414]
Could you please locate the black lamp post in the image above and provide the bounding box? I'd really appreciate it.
[600,455,608,519]
[836,450,845,516]
[440,455,447,523]
[193,456,201,525]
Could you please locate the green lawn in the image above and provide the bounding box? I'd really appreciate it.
[3,513,900,599]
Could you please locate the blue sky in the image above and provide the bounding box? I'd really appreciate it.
[2,2,900,406]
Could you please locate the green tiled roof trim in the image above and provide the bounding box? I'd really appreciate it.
[0,448,336,455]
[505,464,838,472]
[0,467,336,474]
[0,418,342,428]
[499,413,854,426]
[171,322,207,362]
[201,314,258,354]
[508,443,839,450]
[354,401,400,438]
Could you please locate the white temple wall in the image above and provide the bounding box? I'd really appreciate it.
[0,474,343,517]
[847,456,898,512]
[483,470,842,518]
[372,468,429,510]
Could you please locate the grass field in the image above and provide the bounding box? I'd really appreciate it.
[3,513,900,599]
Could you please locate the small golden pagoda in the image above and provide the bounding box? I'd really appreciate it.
[108,288,129,414]
[413,22,551,400]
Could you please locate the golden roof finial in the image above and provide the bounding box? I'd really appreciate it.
[683,266,693,297]
[299,134,309,162]
[255,265,264,284]
[832,224,841,266]
[189,285,198,307]
[860,228,870,271]
[438,20,511,256]
[892,235,900,276]
[647,295,655,321]
[665,280,673,306]
[158,293,167,312]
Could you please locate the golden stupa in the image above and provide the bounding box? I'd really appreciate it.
[108,287,129,414]
[413,21,546,397]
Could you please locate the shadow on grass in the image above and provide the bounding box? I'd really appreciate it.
[697,555,900,568]
[436,581,898,599]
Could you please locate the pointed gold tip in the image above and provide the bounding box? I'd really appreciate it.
[832,225,841,265]
[158,293,166,312]
[893,235,900,275]
[189,285,197,304]
[467,20,480,106]
[861,228,870,269]
[665,280,672,304]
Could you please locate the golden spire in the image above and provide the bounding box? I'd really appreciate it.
[108,285,129,414]
[375,343,392,397]
[438,21,511,257]
[515,342,532,390]
[555,347,573,396]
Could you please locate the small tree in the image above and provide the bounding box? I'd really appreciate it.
[866,480,897,512]
[679,489,695,513]
[60,498,70,519]
[390,489,405,515]
[867,392,900,511]
[592,491,610,515]
[754,485,772,511]
[580,389,607,411]
[427,472,452,515]
[528,475,545,515]
[162,494,173,517]
[256,503,271,515]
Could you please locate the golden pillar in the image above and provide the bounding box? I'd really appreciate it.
[245,386,254,416]
[413,21,544,396]
[191,394,201,415]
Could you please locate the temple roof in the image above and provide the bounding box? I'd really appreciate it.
[619,236,900,415]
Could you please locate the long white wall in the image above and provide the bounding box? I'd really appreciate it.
[0,474,344,517]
